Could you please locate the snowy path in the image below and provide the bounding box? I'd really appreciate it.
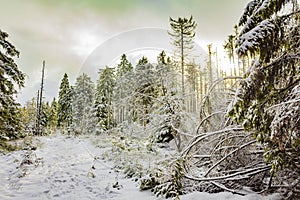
[0,134,158,200]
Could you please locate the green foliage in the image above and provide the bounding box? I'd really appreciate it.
[48,98,58,129]
[136,56,149,66]
[116,54,133,77]
[0,29,25,139]
[140,172,161,191]
[169,16,197,53]
[19,98,37,136]
[40,98,59,134]
[102,133,156,181]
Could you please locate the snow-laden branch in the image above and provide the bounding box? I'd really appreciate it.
[185,165,270,182]
[181,126,244,157]
[266,98,300,112]
[203,140,257,177]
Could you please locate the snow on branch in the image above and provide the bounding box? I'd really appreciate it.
[239,0,262,27]
[237,19,276,56]
[185,165,270,182]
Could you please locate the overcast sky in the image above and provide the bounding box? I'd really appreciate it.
[0,0,249,104]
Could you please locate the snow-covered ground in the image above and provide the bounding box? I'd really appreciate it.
[0,134,280,200]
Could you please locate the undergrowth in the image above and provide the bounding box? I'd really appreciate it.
[98,128,188,199]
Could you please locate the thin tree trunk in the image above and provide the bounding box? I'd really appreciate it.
[36,61,45,136]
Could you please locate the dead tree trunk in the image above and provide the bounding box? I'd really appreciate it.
[36,60,45,135]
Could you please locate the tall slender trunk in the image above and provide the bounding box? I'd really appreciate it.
[180,25,185,99]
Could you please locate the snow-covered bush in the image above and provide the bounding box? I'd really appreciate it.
[140,158,185,199]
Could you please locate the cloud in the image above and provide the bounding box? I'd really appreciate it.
[0,0,248,104]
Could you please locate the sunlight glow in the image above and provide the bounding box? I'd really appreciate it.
[71,29,104,57]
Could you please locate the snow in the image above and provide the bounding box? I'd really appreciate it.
[237,19,275,55]
[181,192,280,200]
[0,134,158,200]
[0,134,281,199]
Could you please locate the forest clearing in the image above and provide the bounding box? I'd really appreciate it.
[0,133,280,199]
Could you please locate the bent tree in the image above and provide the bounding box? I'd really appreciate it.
[228,0,300,173]
[0,30,25,139]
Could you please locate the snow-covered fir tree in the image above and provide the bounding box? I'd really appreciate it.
[0,29,25,139]
[95,67,115,132]
[71,73,96,134]
[114,54,134,124]
[57,73,72,128]
[41,102,50,131]
[132,57,159,127]
[151,55,185,150]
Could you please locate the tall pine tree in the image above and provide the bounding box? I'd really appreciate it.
[169,16,197,98]
[0,30,25,139]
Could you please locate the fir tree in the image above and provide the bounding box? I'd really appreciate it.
[157,50,167,65]
[115,54,134,124]
[224,25,239,65]
[229,0,300,174]
[152,61,184,150]
[132,58,159,126]
[116,54,133,77]
[0,29,25,139]
[72,73,95,134]
[95,67,115,131]
[48,97,58,131]
[57,73,72,128]
[185,61,199,113]
[41,102,50,130]
[20,98,37,135]
[137,56,149,66]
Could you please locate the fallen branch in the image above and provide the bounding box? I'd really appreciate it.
[204,140,257,177]
[210,181,247,195]
[181,127,244,157]
[185,165,271,182]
